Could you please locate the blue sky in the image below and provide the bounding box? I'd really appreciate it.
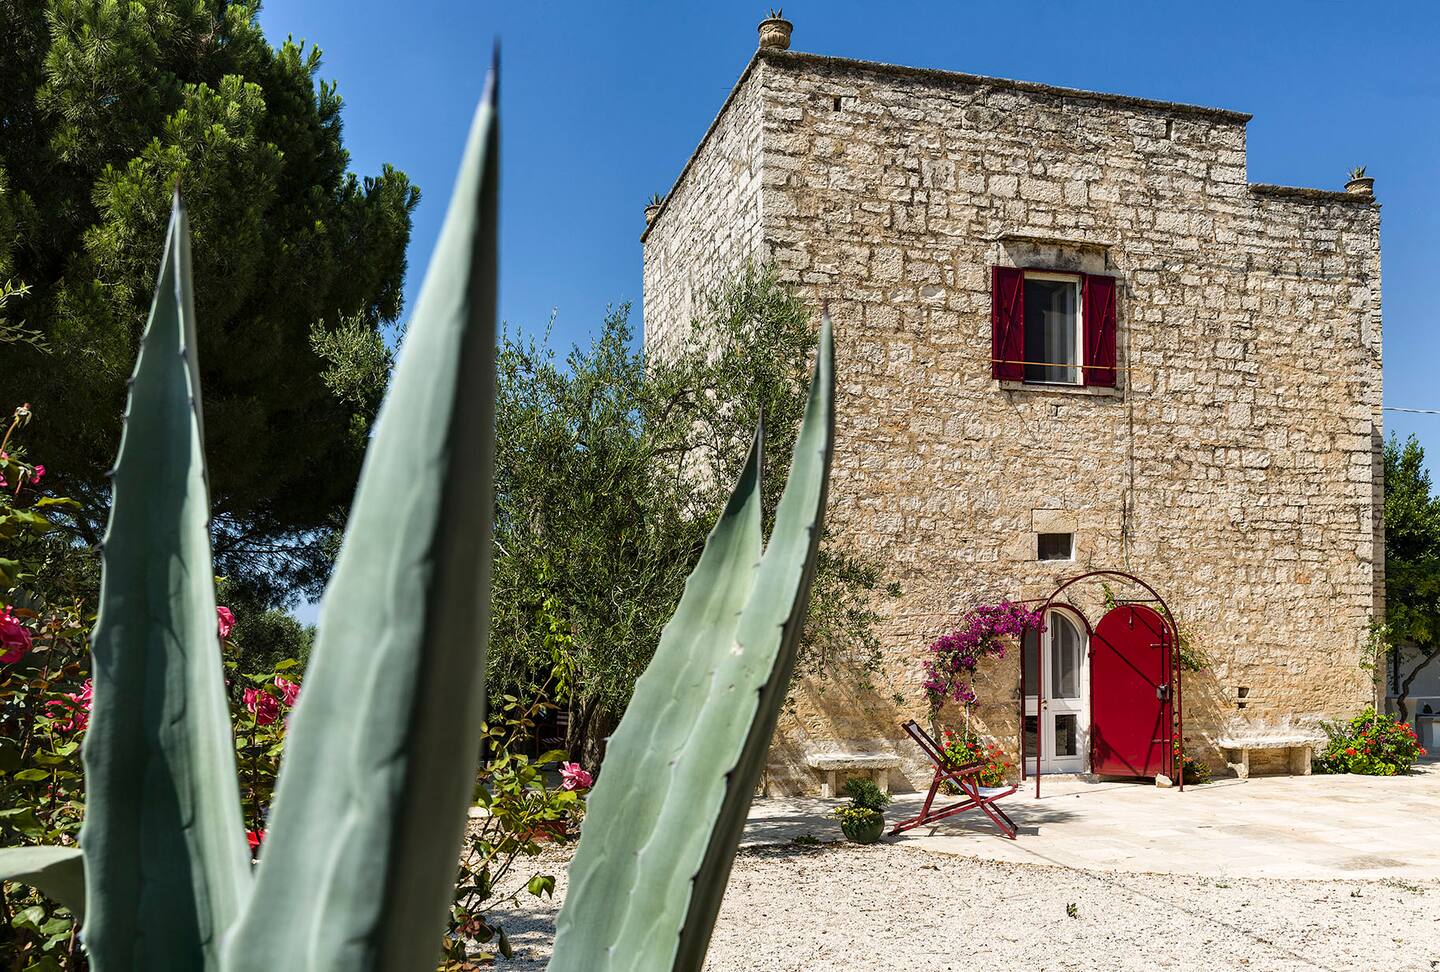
[259,1,1439,460]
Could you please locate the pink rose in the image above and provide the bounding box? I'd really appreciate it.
[0,609,33,663]
[244,687,280,726]
[216,606,235,640]
[47,679,93,733]
[559,761,593,791]
[275,676,300,707]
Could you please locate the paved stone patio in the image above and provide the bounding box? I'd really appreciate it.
[744,761,1440,880]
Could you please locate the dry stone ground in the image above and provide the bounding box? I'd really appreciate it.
[488,842,1439,971]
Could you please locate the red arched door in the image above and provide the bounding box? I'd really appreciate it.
[1090,604,1172,778]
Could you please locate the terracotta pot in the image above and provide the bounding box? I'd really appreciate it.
[1345,176,1375,197]
[758,17,792,51]
[840,813,885,844]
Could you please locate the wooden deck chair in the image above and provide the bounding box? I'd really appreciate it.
[890,720,1019,839]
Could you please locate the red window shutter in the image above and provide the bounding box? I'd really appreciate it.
[1083,273,1117,388]
[991,266,1024,381]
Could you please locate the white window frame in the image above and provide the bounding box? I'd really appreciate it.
[1021,271,1084,387]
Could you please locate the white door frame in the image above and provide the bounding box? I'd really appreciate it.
[1024,608,1090,774]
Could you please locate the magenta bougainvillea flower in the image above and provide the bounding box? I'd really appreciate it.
[275,676,300,707]
[216,605,235,640]
[0,608,33,663]
[28,464,44,488]
[922,601,1044,711]
[559,761,593,791]
[244,687,280,726]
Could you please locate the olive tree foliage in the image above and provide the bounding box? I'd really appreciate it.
[0,0,418,609]
[1385,434,1440,721]
[488,266,894,762]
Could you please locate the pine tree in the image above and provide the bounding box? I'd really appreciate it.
[0,0,419,606]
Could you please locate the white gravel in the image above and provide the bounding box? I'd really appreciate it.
[486,841,1440,971]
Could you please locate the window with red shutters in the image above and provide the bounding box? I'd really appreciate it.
[991,266,1025,381]
[991,266,1118,388]
[1082,273,1117,388]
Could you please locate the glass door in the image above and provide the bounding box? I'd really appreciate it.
[1023,610,1089,774]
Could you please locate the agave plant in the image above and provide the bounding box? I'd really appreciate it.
[0,55,836,972]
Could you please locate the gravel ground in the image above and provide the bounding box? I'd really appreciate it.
[486,841,1440,971]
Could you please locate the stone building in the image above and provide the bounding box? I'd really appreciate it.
[641,27,1383,794]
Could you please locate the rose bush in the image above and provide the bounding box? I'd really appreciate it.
[0,404,93,967]
[940,729,1014,788]
[1315,707,1427,776]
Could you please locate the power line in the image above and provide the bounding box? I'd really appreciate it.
[1384,407,1440,415]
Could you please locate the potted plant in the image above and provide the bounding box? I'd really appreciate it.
[644,192,664,224]
[832,777,889,844]
[758,9,792,50]
[1345,165,1375,196]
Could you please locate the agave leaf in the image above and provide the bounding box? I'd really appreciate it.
[223,70,500,972]
[0,846,86,918]
[80,194,252,969]
[550,313,834,972]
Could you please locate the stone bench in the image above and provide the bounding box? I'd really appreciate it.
[1215,735,1322,779]
[806,752,902,798]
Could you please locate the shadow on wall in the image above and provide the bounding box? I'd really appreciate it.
[768,659,917,796]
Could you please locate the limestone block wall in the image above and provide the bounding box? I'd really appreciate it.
[644,49,1383,795]
[641,62,767,357]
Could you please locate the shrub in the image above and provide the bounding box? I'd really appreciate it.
[443,683,588,966]
[941,729,1014,788]
[832,776,889,830]
[1315,707,1426,776]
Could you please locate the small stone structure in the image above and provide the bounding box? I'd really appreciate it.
[642,28,1382,795]
[805,751,901,798]
[1216,735,1322,779]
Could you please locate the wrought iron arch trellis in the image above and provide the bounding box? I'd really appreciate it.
[1021,570,1183,798]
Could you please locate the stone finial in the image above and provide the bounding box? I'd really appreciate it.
[1345,166,1375,197]
[758,10,792,50]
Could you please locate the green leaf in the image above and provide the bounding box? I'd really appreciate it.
[526,874,554,898]
[80,194,253,969]
[0,846,86,918]
[224,70,500,972]
[13,768,49,782]
[272,659,300,671]
[550,314,833,972]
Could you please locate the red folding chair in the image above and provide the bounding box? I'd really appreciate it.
[890,720,1019,840]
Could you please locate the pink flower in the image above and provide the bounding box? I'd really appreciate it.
[216,606,235,640]
[275,676,300,707]
[0,609,33,663]
[246,829,264,853]
[559,761,593,791]
[244,687,280,726]
[47,679,93,733]
[29,464,44,487]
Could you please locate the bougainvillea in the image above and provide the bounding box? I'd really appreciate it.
[922,601,1045,710]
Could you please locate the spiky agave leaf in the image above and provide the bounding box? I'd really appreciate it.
[0,846,86,919]
[222,70,500,972]
[80,194,252,969]
[550,313,834,972]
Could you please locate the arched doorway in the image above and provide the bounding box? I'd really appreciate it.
[1021,571,1184,795]
[1022,607,1089,775]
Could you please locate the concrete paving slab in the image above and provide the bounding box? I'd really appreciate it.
[743,761,1440,880]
